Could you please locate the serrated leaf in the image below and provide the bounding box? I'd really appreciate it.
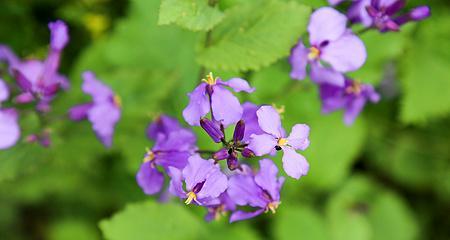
[99,201,204,240]
[399,15,450,124]
[158,0,224,31]
[197,1,311,71]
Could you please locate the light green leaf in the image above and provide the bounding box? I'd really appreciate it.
[99,201,204,240]
[399,15,450,124]
[197,1,311,71]
[49,219,99,240]
[158,0,224,31]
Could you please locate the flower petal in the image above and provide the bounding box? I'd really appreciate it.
[68,103,92,121]
[256,106,283,137]
[227,174,266,208]
[211,86,243,127]
[182,83,210,126]
[182,155,213,191]
[221,78,255,93]
[241,102,264,142]
[87,102,121,148]
[308,7,348,45]
[282,147,309,179]
[248,134,277,156]
[168,167,186,198]
[230,209,265,223]
[344,96,366,125]
[289,40,309,80]
[146,115,183,141]
[310,62,345,86]
[136,161,164,195]
[48,20,69,51]
[82,71,114,102]
[254,159,281,201]
[321,33,367,72]
[0,109,20,150]
[198,163,228,199]
[0,45,20,67]
[287,124,310,151]
[0,79,9,103]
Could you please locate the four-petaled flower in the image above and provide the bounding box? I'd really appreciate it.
[290,7,367,86]
[249,106,310,179]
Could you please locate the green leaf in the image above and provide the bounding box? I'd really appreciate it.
[158,0,224,31]
[99,201,204,240]
[399,15,450,124]
[49,219,99,240]
[197,1,311,71]
[274,205,328,240]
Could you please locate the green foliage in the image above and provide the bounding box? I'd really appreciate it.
[399,14,450,124]
[100,201,204,240]
[197,1,311,71]
[158,0,224,31]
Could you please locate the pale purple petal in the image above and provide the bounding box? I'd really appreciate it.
[168,167,186,198]
[319,83,347,113]
[348,0,372,26]
[136,161,164,195]
[282,147,309,179]
[153,129,196,152]
[0,109,20,149]
[15,60,44,86]
[147,115,183,140]
[211,86,243,127]
[155,151,191,169]
[68,103,92,121]
[344,96,366,125]
[87,102,120,148]
[0,45,20,67]
[254,159,280,200]
[182,155,212,190]
[241,102,264,142]
[221,78,255,93]
[287,124,310,151]
[227,174,267,208]
[248,134,277,156]
[48,20,69,51]
[321,33,367,72]
[0,79,9,102]
[310,62,345,86]
[308,7,348,45]
[230,209,265,223]
[182,83,209,126]
[82,71,114,103]
[256,106,283,137]
[197,164,228,199]
[14,92,35,104]
[289,40,309,80]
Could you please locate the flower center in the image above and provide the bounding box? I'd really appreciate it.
[307,47,320,60]
[143,148,155,162]
[345,81,362,95]
[266,201,280,214]
[113,95,122,108]
[201,72,217,86]
[277,138,288,146]
[185,191,197,205]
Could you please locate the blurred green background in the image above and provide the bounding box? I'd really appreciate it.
[0,0,449,239]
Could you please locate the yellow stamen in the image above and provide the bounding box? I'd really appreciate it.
[266,201,280,214]
[143,147,155,162]
[113,95,122,108]
[307,47,320,60]
[272,104,285,115]
[277,138,288,146]
[201,72,217,86]
[214,205,227,220]
[185,191,197,205]
[345,81,362,95]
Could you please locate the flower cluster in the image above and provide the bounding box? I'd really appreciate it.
[0,20,122,149]
[136,73,310,222]
[290,4,429,125]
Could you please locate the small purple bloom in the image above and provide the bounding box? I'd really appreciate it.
[137,127,196,195]
[146,115,183,141]
[290,7,366,86]
[348,0,430,32]
[0,20,70,111]
[0,108,20,150]
[182,73,254,127]
[68,71,121,148]
[168,155,228,205]
[227,159,284,222]
[248,106,310,179]
[204,192,236,222]
[319,78,380,125]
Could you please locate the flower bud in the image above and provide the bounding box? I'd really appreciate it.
[200,118,224,143]
[241,148,255,158]
[227,153,239,171]
[213,148,229,160]
[233,120,245,142]
[409,6,430,21]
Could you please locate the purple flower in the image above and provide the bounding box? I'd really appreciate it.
[182,73,254,127]
[0,79,9,103]
[204,192,236,222]
[136,127,196,195]
[0,108,20,150]
[248,106,310,179]
[168,155,228,205]
[68,71,121,148]
[290,7,366,86]
[319,78,380,125]
[348,0,430,32]
[146,115,183,141]
[241,102,264,142]
[227,159,284,222]
[0,20,69,111]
